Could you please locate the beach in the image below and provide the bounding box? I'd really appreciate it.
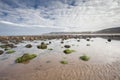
[0,36,120,80]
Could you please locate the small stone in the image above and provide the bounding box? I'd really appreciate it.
[25,44,32,48]
[86,38,90,41]
[108,39,111,42]
[77,40,80,42]
[64,45,71,48]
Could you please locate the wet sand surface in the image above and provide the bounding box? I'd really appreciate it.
[0,38,120,80]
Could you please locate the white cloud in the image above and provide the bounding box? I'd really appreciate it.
[0,0,120,32]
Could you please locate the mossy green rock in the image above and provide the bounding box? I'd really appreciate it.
[6,50,15,54]
[48,48,53,50]
[16,53,37,63]
[60,60,68,64]
[80,55,90,61]
[63,49,75,54]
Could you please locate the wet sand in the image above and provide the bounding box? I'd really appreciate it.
[0,38,120,80]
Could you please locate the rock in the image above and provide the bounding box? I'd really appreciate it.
[49,41,51,44]
[25,44,32,48]
[80,54,90,61]
[6,50,15,54]
[60,60,68,64]
[108,39,111,42]
[86,38,90,41]
[86,44,90,46]
[4,48,10,51]
[77,40,80,42]
[61,41,64,44]
[37,42,47,49]
[0,50,4,55]
[7,44,16,48]
[64,45,71,48]
[41,42,45,45]
[63,49,75,54]
[15,53,37,63]
[0,40,9,44]
[48,48,53,50]
[0,44,16,48]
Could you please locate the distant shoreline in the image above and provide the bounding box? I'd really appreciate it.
[0,33,120,41]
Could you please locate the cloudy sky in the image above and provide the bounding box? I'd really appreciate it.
[0,0,120,35]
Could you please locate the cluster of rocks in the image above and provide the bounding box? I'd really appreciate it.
[0,44,16,49]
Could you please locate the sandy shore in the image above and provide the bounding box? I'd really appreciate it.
[0,60,120,80]
[0,38,120,80]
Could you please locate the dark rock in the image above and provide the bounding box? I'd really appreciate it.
[64,45,71,48]
[41,42,45,45]
[77,40,80,42]
[0,44,16,48]
[0,50,4,55]
[86,44,90,46]
[7,44,16,48]
[4,48,10,51]
[25,44,32,48]
[49,41,51,44]
[0,40,9,44]
[86,38,90,41]
[61,41,64,44]
[108,39,111,42]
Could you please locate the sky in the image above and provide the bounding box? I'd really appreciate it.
[0,0,120,35]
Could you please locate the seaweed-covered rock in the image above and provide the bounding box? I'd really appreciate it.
[6,50,15,54]
[60,60,68,64]
[0,50,4,55]
[37,42,47,49]
[16,53,37,63]
[63,49,75,54]
[64,45,71,48]
[48,48,53,50]
[25,44,32,48]
[80,55,90,61]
